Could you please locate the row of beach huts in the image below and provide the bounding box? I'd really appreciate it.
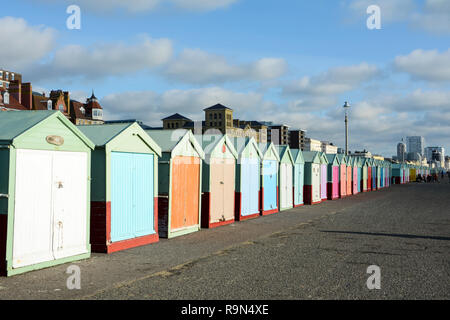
[0,111,430,276]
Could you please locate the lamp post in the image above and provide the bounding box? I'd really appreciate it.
[343,101,351,155]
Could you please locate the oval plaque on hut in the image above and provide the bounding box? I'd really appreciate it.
[46,135,64,146]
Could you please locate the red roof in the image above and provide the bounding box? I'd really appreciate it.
[1,92,27,110]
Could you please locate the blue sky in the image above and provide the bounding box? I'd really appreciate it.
[1,0,450,158]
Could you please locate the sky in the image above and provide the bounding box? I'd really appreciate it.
[1,0,449,158]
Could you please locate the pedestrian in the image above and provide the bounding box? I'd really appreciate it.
[447,171,450,183]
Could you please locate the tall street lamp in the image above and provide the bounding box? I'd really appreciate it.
[343,101,351,155]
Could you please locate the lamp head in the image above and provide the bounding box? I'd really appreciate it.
[343,101,351,108]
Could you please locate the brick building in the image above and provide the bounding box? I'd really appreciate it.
[0,69,104,124]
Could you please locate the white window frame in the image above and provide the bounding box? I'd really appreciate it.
[4,92,9,104]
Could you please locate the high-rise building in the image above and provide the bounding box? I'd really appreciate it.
[397,141,406,162]
[289,129,307,150]
[350,150,372,158]
[261,122,290,145]
[321,141,338,154]
[445,156,450,170]
[407,152,422,162]
[425,147,445,164]
[406,136,425,156]
[304,138,322,152]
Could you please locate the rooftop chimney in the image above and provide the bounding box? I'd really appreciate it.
[9,80,21,104]
[21,82,32,110]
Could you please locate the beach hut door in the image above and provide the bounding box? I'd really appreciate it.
[210,158,225,223]
[12,150,88,268]
[313,164,320,201]
[52,151,88,259]
[110,152,155,242]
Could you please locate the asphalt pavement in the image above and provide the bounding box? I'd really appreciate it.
[1,181,449,300]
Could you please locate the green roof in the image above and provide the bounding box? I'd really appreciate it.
[291,149,305,164]
[336,153,347,165]
[0,110,94,149]
[145,129,204,158]
[194,134,222,150]
[231,137,262,159]
[302,151,321,163]
[276,145,294,164]
[0,110,57,142]
[78,122,161,156]
[325,154,340,166]
[145,129,188,152]
[319,152,329,164]
[195,134,238,158]
[257,142,280,161]
[77,123,132,146]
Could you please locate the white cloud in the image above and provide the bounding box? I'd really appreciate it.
[284,63,379,96]
[101,87,275,126]
[165,49,287,84]
[412,0,450,34]
[279,86,450,156]
[392,89,450,111]
[99,84,450,157]
[0,17,55,70]
[394,49,450,82]
[252,58,288,80]
[282,63,380,112]
[38,0,237,13]
[27,35,173,81]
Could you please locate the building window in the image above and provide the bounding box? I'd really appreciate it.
[80,106,85,114]
[5,83,9,88]
[5,72,8,80]
[209,114,212,119]
[59,104,64,111]
[92,109,103,120]
[176,123,179,128]
[214,113,217,119]
[11,73,14,81]
[3,92,9,104]
[47,100,53,110]
[218,113,222,119]
[218,121,222,126]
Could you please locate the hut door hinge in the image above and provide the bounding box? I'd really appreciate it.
[0,194,8,198]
